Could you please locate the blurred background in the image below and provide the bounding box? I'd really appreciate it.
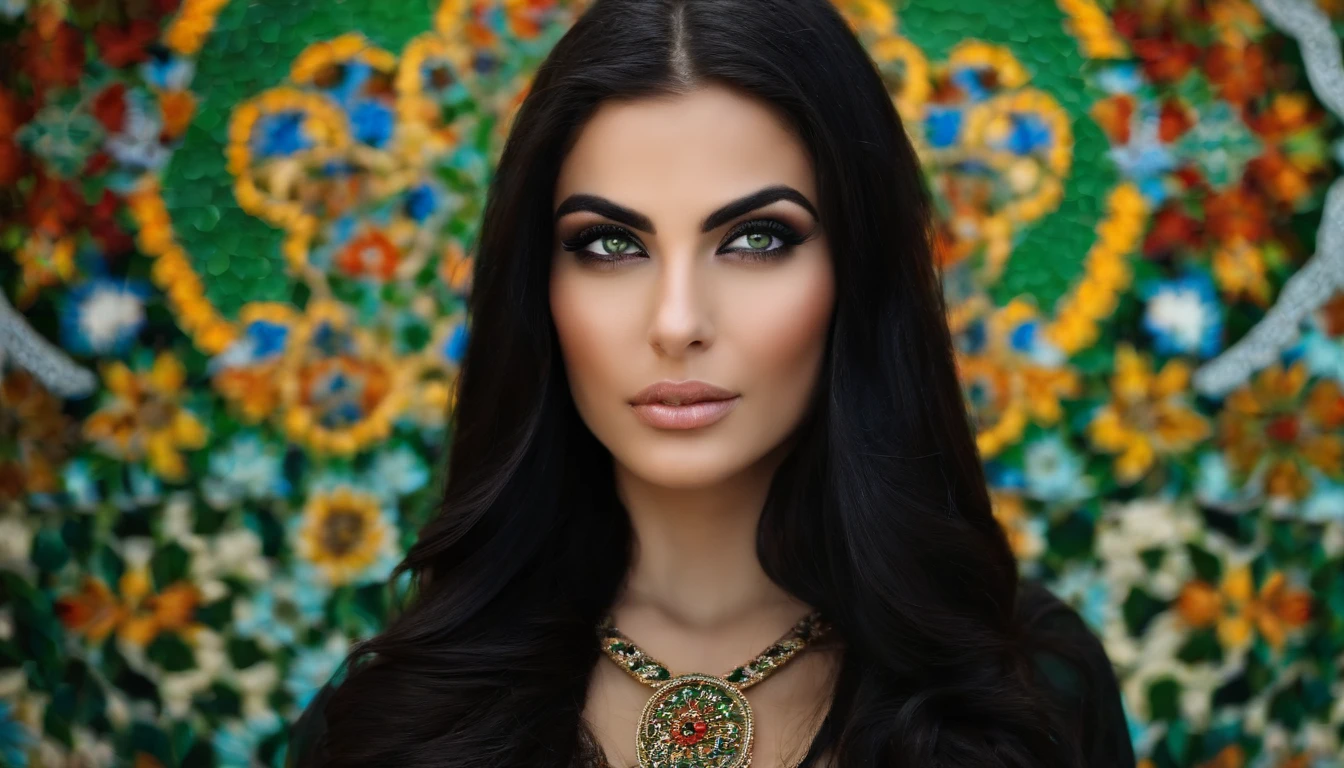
[1,0,1343,765]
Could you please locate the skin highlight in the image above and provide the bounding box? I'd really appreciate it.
[549,83,839,768]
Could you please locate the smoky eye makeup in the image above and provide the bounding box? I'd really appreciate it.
[717,218,809,261]
[558,224,648,268]
[558,217,812,266]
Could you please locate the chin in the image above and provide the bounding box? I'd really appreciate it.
[613,438,768,490]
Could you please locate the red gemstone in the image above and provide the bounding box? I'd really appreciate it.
[671,712,711,746]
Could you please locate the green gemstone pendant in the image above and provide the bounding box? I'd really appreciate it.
[636,673,754,768]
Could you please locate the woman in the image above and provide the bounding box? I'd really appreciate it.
[289,0,1136,765]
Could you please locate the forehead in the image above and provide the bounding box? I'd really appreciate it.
[554,84,816,217]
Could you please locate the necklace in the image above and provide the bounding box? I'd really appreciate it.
[596,611,831,768]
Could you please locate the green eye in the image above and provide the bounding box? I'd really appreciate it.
[597,236,635,255]
[744,233,772,249]
[726,231,780,252]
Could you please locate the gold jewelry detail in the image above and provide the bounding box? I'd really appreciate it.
[597,611,831,768]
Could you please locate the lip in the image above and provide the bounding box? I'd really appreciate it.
[629,380,741,430]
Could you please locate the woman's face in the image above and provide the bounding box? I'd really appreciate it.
[550,83,835,490]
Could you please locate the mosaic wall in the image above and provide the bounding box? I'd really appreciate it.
[1,0,1343,765]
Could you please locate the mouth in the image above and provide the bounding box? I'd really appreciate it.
[629,380,741,430]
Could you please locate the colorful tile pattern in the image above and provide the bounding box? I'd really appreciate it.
[1,0,1342,765]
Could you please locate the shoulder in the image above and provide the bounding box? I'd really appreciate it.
[1016,579,1136,767]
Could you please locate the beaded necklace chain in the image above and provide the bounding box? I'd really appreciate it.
[597,611,831,768]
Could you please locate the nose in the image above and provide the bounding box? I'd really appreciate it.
[648,249,714,358]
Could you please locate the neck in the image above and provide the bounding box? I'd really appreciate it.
[610,443,808,632]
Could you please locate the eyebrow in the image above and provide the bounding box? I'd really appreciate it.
[553,184,820,235]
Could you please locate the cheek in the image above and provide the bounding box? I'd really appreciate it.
[548,265,630,418]
[725,254,834,404]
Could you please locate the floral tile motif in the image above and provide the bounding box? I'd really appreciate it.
[1,0,1342,765]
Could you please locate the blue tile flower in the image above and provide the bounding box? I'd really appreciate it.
[1023,434,1093,502]
[59,278,149,356]
[404,184,440,222]
[1141,271,1223,359]
[365,444,430,500]
[202,432,291,508]
[233,577,327,648]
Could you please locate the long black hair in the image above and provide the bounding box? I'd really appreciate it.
[298,0,1133,765]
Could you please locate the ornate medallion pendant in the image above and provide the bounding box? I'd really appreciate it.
[636,673,754,768]
[598,611,830,768]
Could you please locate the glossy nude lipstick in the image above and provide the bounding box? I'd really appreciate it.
[629,380,741,430]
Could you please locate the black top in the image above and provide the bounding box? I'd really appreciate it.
[288,583,1136,767]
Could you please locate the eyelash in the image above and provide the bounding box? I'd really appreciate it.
[559,219,806,265]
